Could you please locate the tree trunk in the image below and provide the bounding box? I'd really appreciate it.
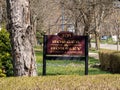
[75,19,79,35]
[83,25,91,48]
[83,25,89,36]
[31,14,37,46]
[95,31,100,50]
[6,0,37,76]
[33,18,37,46]
[89,34,92,48]
[0,5,2,31]
[117,35,119,51]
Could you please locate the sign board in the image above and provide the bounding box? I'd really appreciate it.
[46,35,85,55]
[43,31,88,75]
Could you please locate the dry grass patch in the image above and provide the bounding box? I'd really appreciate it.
[0,74,120,90]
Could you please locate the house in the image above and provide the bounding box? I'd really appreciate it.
[112,35,117,42]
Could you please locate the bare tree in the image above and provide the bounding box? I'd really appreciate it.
[90,0,113,50]
[0,0,4,31]
[6,0,37,76]
[60,0,114,49]
[30,0,61,45]
[0,0,7,25]
[111,8,120,51]
[0,5,2,31]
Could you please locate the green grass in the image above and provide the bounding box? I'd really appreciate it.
[0,46,119,90]
[35,47,110,76]
[89,48,99,53]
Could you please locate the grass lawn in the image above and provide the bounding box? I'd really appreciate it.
[0,75,120,90]
[35,46,110,76]
[0,46,120,90]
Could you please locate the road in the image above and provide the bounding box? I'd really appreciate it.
[90,43,120,59]
[91,43,120,50]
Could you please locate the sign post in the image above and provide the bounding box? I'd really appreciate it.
[85,36,88,75]
[43,36,47,75]
[43,31,88,75]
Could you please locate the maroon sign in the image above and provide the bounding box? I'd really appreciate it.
[46,31,85,56]
[43,31,89,75]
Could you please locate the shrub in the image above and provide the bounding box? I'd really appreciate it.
[0,69,6,77]
[99,49,120,73]
[110,53,120,73]
[99,50,112,71]
[0,28,13,77]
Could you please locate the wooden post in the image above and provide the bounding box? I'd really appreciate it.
[43,35,47,75]
[85,36,89,75]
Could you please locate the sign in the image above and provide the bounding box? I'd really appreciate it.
[46,35,85,56]
[43,31,88,75]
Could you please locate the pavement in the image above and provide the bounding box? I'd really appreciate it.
[89,52,99,59]
[89,43,120,59]
[91,43,120,50]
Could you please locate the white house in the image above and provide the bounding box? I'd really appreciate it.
[112,35,117,42]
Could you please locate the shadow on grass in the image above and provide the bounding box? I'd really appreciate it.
[89,57,99,64]
[35,50,43,56]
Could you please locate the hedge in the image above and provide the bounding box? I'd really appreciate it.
[99,49,120,73]
[0,28,13,77]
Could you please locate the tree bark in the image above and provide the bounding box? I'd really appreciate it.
[83,25,91,48]
[6,0,37,76]
[75,19,79,35]
[0,5,2,31]
[94,31,100,50]
[31,14,37,46]
[117,34,119,51]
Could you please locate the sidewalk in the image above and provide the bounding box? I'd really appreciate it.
[91,43,120,50]
[89,52,99,59]
[90,43,120,59]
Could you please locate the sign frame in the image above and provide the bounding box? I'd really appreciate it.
[43,33,88,75]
